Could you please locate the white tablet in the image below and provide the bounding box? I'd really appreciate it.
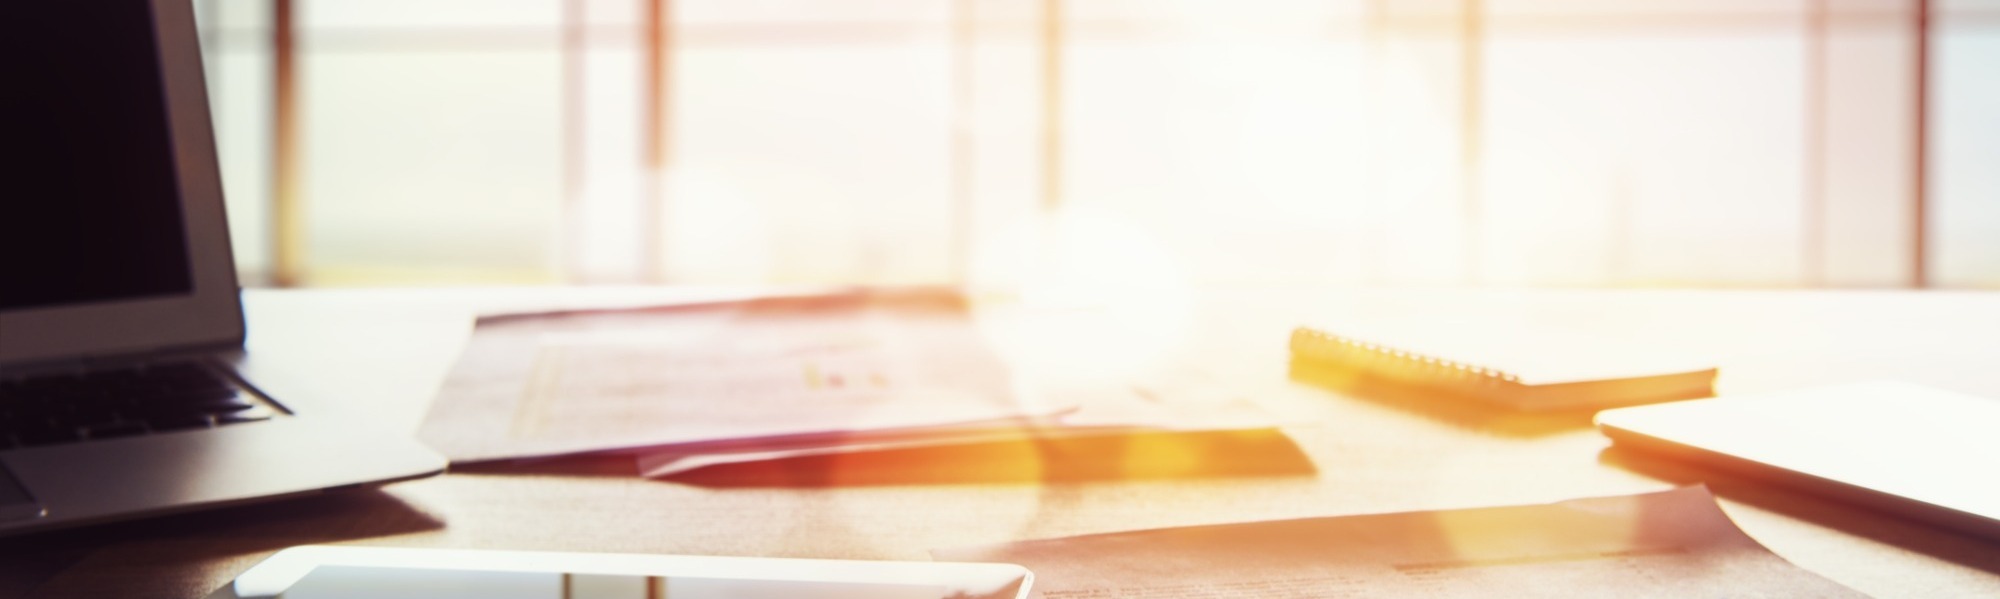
[1597,380,2000,542]
[205,545,1033,599]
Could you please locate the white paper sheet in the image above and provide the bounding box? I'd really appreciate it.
[933,487,1861,598]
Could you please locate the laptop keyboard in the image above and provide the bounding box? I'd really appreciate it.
[0,362,278,449]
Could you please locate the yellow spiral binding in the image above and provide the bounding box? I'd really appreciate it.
[1288,327,1521,389]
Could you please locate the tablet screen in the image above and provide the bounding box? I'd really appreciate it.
[272,565,980,599]
[207,546,1031,599]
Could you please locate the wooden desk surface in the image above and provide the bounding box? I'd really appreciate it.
[8,287,2000,598]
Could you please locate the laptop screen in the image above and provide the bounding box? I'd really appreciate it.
[0,2,195,312]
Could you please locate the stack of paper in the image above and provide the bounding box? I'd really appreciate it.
[417,289,1282,475]
[934,487,1863,597]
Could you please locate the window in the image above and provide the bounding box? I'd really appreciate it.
[193,0,2000,288]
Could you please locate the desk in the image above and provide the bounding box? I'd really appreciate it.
[7,287,2000,598]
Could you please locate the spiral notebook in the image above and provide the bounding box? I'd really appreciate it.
[1288,325,1716,411]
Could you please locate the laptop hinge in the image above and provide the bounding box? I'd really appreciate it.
[0,342,240,379]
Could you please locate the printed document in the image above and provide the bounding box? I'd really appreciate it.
[419,290,1072,463]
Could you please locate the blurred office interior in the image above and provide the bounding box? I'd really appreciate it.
[189,0,2000,290]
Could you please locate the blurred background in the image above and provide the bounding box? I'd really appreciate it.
[190,0,2000,290]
